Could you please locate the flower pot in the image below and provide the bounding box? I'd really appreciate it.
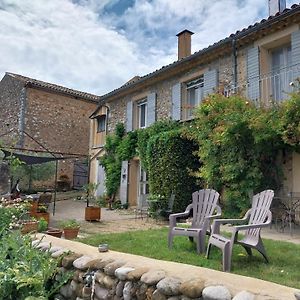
[29,201,38,216]
[63,227,80,239]
[21,221,38,234]
[46,228,63,238]
[35,212,50,224]
[85,206,101,221]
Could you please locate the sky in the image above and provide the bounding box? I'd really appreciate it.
[0,0,297,96]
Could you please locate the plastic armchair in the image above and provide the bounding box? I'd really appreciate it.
[168,189,221,254]
[206,189,274,272]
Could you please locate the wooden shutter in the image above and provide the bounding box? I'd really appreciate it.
[126,101,133,132]
[171,83,181,120]
[96,163,106,197]
[203,69,218,96]
[120,160,128,205]
[147,92,156,126]
[247,47,260,102]
[291,30,300,79]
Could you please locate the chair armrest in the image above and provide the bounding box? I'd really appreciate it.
[169,204,192,228]
[211,209,251,234]
[205,204,222,220]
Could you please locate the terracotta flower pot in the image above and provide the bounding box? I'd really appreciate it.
[46,228,63,238]
[63,227,80,239]
[35,212,50,224]
[21,221,38,234]
[85,206,101,221]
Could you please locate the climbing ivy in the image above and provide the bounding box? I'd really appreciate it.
[146,129,200,212]
[184,94,283,217]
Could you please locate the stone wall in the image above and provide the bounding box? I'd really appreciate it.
[34,234,298,300]
[0,74,24,145]
[21,87,96,186]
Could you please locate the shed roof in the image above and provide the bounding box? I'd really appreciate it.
[6,72,100,103]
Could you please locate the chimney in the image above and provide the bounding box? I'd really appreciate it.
[268,0,286,16]
[176,29,194,60]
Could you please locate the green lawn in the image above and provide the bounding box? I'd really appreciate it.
[79,227,300,289]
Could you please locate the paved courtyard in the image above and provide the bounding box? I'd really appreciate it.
[47,198,300,244]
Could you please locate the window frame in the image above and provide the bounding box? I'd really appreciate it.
[137,98,147,129]
[96,115,106,133]
[185,75,204,119]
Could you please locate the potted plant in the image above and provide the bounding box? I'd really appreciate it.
[37,217,48,233]
[59,219,80,239]
[35,204,50,224]
[83,183,104,221]
[21,218,39,234]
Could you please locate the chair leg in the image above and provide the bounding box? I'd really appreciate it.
[223,241,232,272]
[206,242,212,259]
[256,238,269,263]
[168,231,173,249]
[243,246,252,257]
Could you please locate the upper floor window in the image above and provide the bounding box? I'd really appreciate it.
[186,76,204,118]
[96,115,106,132]
[270,44,292,101]
[137,99,147,129]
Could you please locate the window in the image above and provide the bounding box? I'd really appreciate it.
[270,44,292,101]
[186,76,204,118]
[96,115,106,132]
[137,99,147,129]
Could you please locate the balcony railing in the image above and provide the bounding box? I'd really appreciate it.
[225,64,300,105]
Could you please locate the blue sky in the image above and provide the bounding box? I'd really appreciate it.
[0,0,297,95]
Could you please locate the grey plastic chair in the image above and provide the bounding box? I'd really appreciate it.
[206,189,274,272]
[168,189,221,254]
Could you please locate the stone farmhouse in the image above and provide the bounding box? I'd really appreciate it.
[0,72,99,190]
[89,1,300,207]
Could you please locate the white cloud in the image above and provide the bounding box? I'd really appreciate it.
[0,0,298,95]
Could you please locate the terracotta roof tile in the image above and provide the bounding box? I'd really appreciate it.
[6,72,99,103]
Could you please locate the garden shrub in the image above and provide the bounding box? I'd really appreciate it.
[0,231,71,300]
[184,94,282,217]
[279,92,300,150]
[146,129,199,212]
[137,120,180,170]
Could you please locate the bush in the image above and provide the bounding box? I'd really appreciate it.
[184,94,282,216]
[0,231,71,299]
[146,129,199,212]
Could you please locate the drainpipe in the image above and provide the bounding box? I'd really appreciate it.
[232,39,238,91]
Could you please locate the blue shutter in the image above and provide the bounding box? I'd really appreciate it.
[147,92,156,126]
[171,83,181,120]
[203,69,218,96]
[291,30,300,79]
[247,47,260,102]
[126,101,133,132]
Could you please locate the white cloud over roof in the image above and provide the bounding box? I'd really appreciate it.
[0,0,297,95]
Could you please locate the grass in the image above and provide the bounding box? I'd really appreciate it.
[78,227,300,289]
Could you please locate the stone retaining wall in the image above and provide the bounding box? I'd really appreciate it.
[34,234,298,300]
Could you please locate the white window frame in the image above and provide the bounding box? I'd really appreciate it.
[186,76,204,118]
[137,99,147,129]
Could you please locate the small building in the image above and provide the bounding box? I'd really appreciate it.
[0,72,99,190]
[90,1,300,206]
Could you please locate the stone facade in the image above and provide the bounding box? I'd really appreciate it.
[0,73,98,190]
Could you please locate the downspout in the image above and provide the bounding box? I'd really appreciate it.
[232,38,238,91]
